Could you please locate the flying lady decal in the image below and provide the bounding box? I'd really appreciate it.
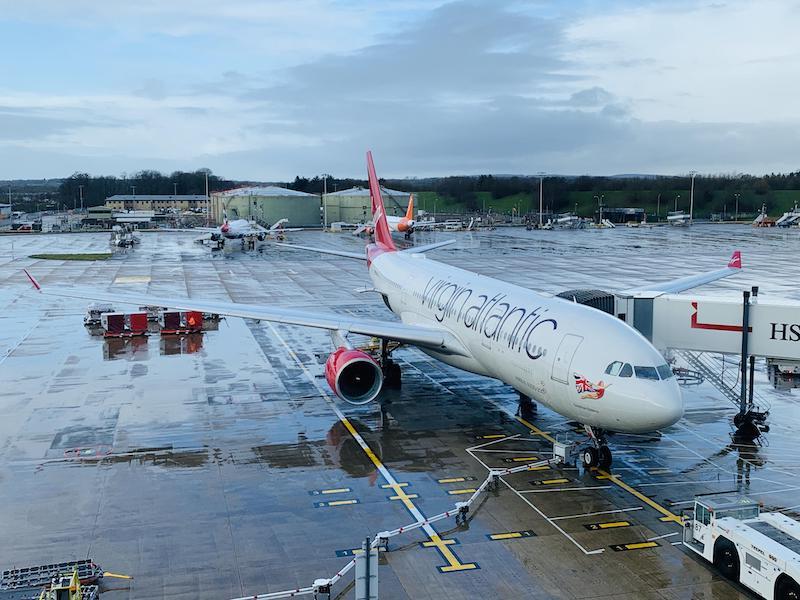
[574,374,610,400]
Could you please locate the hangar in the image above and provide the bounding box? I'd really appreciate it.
[210,186,320,227]
[322,186,411,226]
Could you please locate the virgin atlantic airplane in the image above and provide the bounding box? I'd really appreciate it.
[25,152,741,469]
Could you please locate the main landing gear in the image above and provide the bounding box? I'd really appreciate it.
[581,425,612,470]
[380,339,402,389]
[516,393,537,420]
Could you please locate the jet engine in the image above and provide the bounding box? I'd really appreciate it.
[325,347,383,405]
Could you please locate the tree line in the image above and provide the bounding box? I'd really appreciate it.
[57,170,235,209]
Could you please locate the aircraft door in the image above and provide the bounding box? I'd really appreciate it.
[550,334,583,384]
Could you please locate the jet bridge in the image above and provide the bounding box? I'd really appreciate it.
[616,289,800,365]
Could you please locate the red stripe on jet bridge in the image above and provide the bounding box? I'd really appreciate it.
[690,301,752,332]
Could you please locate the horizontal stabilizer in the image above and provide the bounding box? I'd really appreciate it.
[401,239,456,254]
[272,242,366,260]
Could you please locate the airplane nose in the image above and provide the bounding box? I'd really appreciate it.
[647,384,684,429]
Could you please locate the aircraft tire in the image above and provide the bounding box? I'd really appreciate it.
[713,538,740,581]
[581,447,598,469]
[777,576,800,600]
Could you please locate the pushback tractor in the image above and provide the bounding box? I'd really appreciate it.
[682,495,800,599]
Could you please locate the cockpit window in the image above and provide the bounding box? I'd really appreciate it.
[605,361,623,376]
[619,363,633,377]
[635,366,659,380]
[657,364,674,380]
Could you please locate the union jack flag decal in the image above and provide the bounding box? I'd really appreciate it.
[574,374,609,400]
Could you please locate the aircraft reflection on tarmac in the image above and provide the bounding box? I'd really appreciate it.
[102,333,204,360]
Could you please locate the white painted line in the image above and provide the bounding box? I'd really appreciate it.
[467,448,604,555]
[550,507,643,521]
[501,478,604,555]
[465,434,521,452]
[517,485,613,494]
[647,532,679,541]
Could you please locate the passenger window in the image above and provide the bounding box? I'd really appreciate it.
[605,361,623,376]
[635,366,659,380]
[620,363,633,377]
[657,364,674,380]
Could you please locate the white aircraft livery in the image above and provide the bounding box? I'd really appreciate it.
[24,151,743,469]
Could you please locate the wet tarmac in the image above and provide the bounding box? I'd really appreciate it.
[1,225,799,599]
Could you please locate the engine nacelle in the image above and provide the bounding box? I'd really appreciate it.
[325,347,383,405]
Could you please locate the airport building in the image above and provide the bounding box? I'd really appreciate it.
[322,186,411,226]
[210,186,320,227]
[104,194,208,212]
[0,203,10,230]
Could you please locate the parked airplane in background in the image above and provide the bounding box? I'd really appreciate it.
[24,152,742,469]
[190,211,302,248]
[353,194,437,239]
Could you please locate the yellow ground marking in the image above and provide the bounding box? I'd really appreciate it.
[103,572,133,580]
[390,493,419,500]
[586,521,631,530]
[113,275,151,284]
[487,530,536,541]
[437,476,476,484]
[380,482,408,489]
[596,469,681,523]
[533,478,569,486]
[327,499,358,507]
[479,434,506,439]
[422,539,457,547]
[515,416,681,525]
[598,521,630,529]
[526,465,550,471]
[626,542,659,550]
[510,456,540,462]
[493,532,522,540]
[516,417,556,443]
[648,468,671,475]
[447,488,477,495]
[594,474,620,480]
[321,488,351,494]
[267,324,477,573]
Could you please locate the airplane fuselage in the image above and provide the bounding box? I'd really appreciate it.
[369,251,683,433]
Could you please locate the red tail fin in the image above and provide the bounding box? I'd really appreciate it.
[366,151,396,251]
[728,250,742,269]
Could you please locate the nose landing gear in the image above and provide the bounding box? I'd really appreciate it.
[581,426,612,469]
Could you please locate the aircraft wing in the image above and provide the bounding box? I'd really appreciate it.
[620,251,742,295]
[23,271,469,356]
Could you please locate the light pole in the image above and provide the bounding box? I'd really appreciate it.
[593,194,604,224]
[656,192,661,219]
[78,184,84,211]
[689,170,697,224]
[734,193,740,221]
[537,172,545,228]
[674,194,680,211]
[173,182,178,196]
[322,175,328,230]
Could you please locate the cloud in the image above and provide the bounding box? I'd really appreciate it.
[0,0,798,179]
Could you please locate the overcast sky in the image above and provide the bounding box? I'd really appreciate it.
[1,0,798,180]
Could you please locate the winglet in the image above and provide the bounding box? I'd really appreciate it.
[728,250,742,269]
[405,194,414,220]
[24,269,41,291]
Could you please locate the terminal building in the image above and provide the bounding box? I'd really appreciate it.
[104,194,208,212]
[210,186,320,227]
[322,187,411,226]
